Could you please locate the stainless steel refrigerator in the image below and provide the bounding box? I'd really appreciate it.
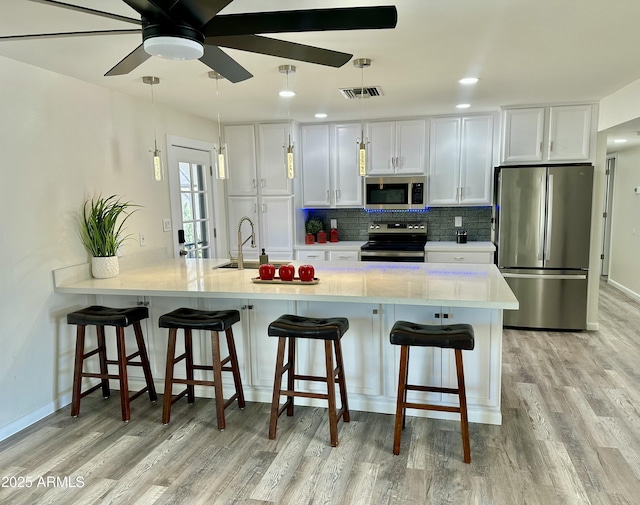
[495,164,593,330]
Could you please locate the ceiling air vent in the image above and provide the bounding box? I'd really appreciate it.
[339,86,383,100]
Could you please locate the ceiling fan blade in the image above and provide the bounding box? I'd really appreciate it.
[104,44,151,76]
[204,6,398,37]
[200,45,252,83]
[210,35,352,68]
[28,0,141,25]
[0,30,141,42]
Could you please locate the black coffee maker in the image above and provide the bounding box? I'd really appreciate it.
[456,230,468,243]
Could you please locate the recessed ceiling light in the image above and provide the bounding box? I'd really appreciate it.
[456,103,471,109]
[279,90,295,97]
[613,138,628,143]
[459,77,479,85]
[315,113,328,119]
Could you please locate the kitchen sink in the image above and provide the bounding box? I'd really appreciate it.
[218,260,292,270]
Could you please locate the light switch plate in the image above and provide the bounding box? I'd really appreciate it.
[163,218,171,232]
[455,216,462,227]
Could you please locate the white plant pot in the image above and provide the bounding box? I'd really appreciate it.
[91,256,119,279]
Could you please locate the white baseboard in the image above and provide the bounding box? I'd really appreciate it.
[608,279,640,303]
[0,394,72,442]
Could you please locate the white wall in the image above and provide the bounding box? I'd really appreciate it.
[598,77,640,131]
[607,146,640,299]
[0,55,219,439]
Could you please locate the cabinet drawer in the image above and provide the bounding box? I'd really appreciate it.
[296,250,327,262]
[328,250,359,262]
[426,251,493,264]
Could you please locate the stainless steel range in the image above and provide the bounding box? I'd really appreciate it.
[360,222,427,262]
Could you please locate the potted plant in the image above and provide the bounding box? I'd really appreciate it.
[305,218,324,245]
[80,194,139,278]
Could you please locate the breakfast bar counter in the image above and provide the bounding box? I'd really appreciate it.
[54,259,518,425]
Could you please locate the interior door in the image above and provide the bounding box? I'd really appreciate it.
[168,143,217,258]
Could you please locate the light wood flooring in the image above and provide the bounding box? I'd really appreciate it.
[1,281,640,504]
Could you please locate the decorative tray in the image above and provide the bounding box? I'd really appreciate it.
[251,277,320,285]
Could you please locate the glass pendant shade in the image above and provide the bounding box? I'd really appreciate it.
[153,149,163,181]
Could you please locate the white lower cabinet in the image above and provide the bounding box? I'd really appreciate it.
[426,251,493,264]
[228,195,294,261]
[296,250,327,262]
[97,294,503,424]
[328,250,359,262]
[295,248,360,263]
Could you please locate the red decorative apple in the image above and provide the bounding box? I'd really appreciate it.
[258,263,276,280]
[298,264,315,282]
[278,264,295,281]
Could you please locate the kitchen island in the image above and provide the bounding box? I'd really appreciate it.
[54,258,518,425]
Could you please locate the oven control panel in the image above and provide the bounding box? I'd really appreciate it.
[368,222,427,234]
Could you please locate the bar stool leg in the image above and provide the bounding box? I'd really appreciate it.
[286,336,296,416]
[185,329,196,404]
[269,336,287,440]
[456,349,471,464]
[325,340,339,447]
[96,326,110,399]
[210,330,226,431]
[162,328,178,424]
[132,321,157,402]
[393,345,410,455]
[225,327,246,409]
[402,346,410,429]
[115,327,131,422]
[70,325,86,418]
[333,339,350,423]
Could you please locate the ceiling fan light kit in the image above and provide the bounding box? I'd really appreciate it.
[143,36,203,60]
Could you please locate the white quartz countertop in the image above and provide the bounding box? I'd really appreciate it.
[295,241,366,251]
[424,241,496,252]
[54,259,518,310]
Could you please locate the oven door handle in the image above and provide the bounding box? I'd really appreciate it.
[360,250,425,258]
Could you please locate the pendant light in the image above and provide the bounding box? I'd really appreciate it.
[353,58,371,177]
[143,76,163,182]
[209,71,227,180]
[279,65,296,179]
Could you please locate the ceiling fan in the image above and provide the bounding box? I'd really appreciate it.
[1,0,397,83]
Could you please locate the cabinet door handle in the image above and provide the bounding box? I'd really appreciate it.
[335,189,339,201]
[262,203,267,213]
[308,254,320,258]
[261,178,266,188]
[326,190,330,201]
[549,141,553,152]
[254,203,257,213]
[453,256,464,261]
[539,141,543,154]
[252,178,256,189]
[396,156,402,168]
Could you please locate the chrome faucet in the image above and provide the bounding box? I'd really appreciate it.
[236,216,256,270]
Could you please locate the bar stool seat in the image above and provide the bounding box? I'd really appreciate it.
[67,305,157,422]
[390,320,475,463]
[159,308,245,431]
[268,314,350,447]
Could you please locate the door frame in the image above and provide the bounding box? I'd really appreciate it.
[167,135,227,258]
[601,154,616,276]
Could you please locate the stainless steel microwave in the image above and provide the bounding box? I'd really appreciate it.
[364,176,426,210]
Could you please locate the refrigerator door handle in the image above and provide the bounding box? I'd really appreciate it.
[538,174,546,261]
[502,273,587,280]
[545,174,554,262]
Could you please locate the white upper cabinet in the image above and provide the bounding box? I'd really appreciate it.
[225,124,258,196]
[546,105,592,161]
[301,123,362,208]
[301,124,331,207]
[501,104,594,164]
[428,115,494,206]
[367,119,426,175]
[225,123,293,196]
[257,123,293,195]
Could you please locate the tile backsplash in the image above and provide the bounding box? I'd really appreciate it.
[306,207,492,242]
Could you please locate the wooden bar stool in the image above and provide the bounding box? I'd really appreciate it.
[67,305,157,422]
[159,308,245,431]
[268,314,350,447]
[390,321,475,463]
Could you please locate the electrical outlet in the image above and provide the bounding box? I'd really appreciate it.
[139,232,146,246]
[163,218,171,232]
[455,216,463,227]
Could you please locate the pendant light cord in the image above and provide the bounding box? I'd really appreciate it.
[360,64,365,140]
[286,71,293,147]
[150,81,158,152]
[215,76,222,146]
